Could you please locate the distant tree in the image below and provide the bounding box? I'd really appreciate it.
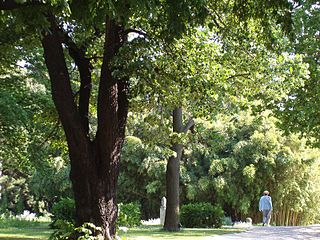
[124,24,307,230]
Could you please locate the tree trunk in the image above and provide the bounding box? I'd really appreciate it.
[41,14,128,239]
[164,108,183,231]
[0,161,2,201]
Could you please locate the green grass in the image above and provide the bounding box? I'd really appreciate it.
[0,223,242,240]
[119,225,243,240]
[0,222,52,240]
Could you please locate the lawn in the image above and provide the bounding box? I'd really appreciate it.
[0,224,242,240]
[0,223,52,240]
[119,225,243,240]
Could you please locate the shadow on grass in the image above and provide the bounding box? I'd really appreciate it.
[0,237,48,240]
[0,223,52,240]
[123,225,243,240]
[0,224,241,240]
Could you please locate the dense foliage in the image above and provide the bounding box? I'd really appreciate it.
[118,134,168,219]
[51,198,76,226]
[180,203,224,228]
[273,1,320,145]
[183,111,320,225]
[49,222,104,240]
[117,202,141,227]
[119,110,320,226]
[0,61,70,215]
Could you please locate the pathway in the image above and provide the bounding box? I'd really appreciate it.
[206,225,320,240]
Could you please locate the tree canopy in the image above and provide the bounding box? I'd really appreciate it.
[272,1,320,145]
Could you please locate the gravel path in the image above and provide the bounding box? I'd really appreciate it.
[206,225,320,240]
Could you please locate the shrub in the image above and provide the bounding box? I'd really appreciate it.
[49,220,75,240]
[0,213,40,228]
[51,198,76,226]
[49,221,104,240]
[0,211,50,228]
[117,202,141,227]
[180,203,224,228]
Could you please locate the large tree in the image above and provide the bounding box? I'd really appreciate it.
[0,0,209,238]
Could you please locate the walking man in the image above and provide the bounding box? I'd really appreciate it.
[259,190,273,226]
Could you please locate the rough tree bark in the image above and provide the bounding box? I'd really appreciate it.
[164,108,194,231]
[41,14,128,239]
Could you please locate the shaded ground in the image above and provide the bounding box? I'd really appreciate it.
[0,224,52,240]
[124,226,242,240]
[207,225,320,240]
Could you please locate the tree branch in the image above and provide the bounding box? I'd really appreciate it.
[183,118,195,133]
[227,73,251,80]
[125,28,148,37]
[41,13,87,144]
[55,25,92,135]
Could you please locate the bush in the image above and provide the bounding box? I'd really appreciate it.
[49,220,75,240]
[51,198,76,226]
[117,202,141,227]
[0,211,46,228]
[49,221,104,240]
[180,203,224,228]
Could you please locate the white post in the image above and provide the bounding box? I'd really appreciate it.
[160,196,166,225]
